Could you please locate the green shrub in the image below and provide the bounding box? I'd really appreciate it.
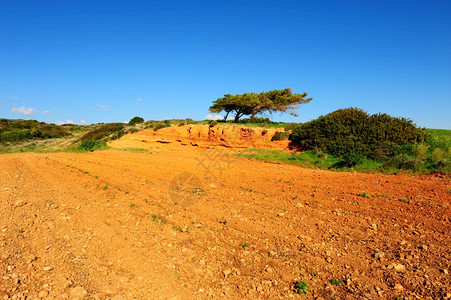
[382,154,412,169]
[80,123,124,141]
[241,117,271,123]
[341,152,364,167]
[284,123,301,132]
[185,118,198,125]
[128,128,138,134]
[153,123,168,131]
[78,140,104,151]
[425,129,451,155]
[396,144,415,156]
[434,160,450,169]
[400,159,422,170]
[431,148,445,163]
[289,108,426,159]
[330,278,342,286]
[209,120,219,127]
[177,119,199,126]
[0,119,71,143]
[294,280,308,294]
[128,116,144,126]
[414,144,429,159]
[271,131,290,141]
[383,154,422,171]
[315,149,328,159]
[110,130,126,141]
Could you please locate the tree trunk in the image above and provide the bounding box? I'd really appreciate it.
[234,110,243,122]
[223,111,230,122]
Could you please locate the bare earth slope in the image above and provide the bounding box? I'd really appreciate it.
[108,124,290,151]
[0,126,450,299]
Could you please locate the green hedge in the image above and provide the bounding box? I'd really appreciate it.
[289,108,427,160]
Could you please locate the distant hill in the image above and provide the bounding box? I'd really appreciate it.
[0,119,77,144]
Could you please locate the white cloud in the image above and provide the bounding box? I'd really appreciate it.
[80,120,87,125]
[204,114,223,121]
[43,110,52,115]
[54,119,74,125]
[94,104,109,111]
[136,98,142,102]
[11,106,37,116]
[9,96,19,100]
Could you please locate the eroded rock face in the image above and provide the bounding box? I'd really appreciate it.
[109,124,290,151]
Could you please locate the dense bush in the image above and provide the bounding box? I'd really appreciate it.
[284,123,301,132]
[177,119,199,126]
[400,159,422,170]
[271,131,290,141]
[340,152,364,167]
[209,120,219,127]
[80,123,124,141]
[382,154,422,170]
[128,116,144,126]
[289,108,427,159]
[434,160,450,169]
[0,119,71,143]
[78,140,104,151]
[240,117,271,123]
[110,130,126,141]
[185,118,198,125]
[414,144,429,159]
[153,123,169,131]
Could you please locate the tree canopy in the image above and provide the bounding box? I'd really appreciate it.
[209,89,312,122]
[128,116,144,126]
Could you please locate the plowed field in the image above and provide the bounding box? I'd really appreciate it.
[0,126,450,299]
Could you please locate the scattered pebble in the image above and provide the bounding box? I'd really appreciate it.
[419,245,428,251]
[70,286,87,299]
[38,290,48,298]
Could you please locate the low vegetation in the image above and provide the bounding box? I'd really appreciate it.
[79,123,125,142]
[271,131,290,141]
[330,278,342,286]
[294,280,309,295]
[128,116,144,126]
[289,107,427,159]
[78,140,105,151]
[1,110,449,174]
[270,107,451,173]
[0,119,72,144]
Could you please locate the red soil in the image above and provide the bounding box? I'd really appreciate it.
[0,125,449,299]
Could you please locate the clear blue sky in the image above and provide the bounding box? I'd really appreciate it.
[1,0,450,128]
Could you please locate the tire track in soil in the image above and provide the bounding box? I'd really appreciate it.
[1,150,450,299]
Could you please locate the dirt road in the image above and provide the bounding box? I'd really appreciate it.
[0,143,450,299]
